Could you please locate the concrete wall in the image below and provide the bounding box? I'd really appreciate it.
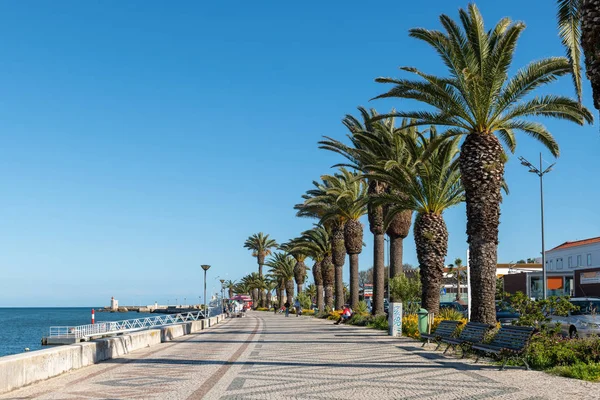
[0,315,226,395]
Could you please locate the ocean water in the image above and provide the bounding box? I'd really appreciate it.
[0,308,156,357]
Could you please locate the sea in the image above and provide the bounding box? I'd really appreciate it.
[0,308,156,358]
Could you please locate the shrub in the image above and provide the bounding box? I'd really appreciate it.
[367,315,388,330]
[297,292,312,310]
[526,333,600,370]
[549,363,600,382]
[327,310,343,320]
[255,307,269,311]
[437,307,464,321]
[348,314,371,326]
[507,292,576,331]
[389,272,421,313]
[401,315,467,339]
[354,300,369,315]
[302,309,315,315]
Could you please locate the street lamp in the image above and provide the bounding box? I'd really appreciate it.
[201,265,211,316]
[220,279,225,313]
[518,153,555,300]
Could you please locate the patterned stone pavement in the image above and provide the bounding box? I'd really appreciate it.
[2,312,600,399]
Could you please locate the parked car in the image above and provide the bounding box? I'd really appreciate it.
[440,301,467,317]
[495,301,520,325]
[550,297,600,338]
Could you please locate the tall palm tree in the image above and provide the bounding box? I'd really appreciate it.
[244,233,278,278]
[266,252,296,305]
[244,232,278,307]
[447,258,466,302]
[224,280,236,299]
[293,225,332,312]
[320,109,416,314]
[369,131,464,314]
[556,0,600,110]
[318,168,368,309]
[280,238,311,295]
[295,179,346,310]
[373,4,593,323]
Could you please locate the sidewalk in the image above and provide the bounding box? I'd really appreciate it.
[2,312,599,399]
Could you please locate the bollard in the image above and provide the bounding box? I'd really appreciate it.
[91,309,95,325]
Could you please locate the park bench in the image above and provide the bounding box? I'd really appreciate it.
[472,325,535,370]
[421,320,461,350]
[441,322,492,357]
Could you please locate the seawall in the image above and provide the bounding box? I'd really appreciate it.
[0,314,227,395]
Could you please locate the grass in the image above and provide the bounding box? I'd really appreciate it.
[549,363,600,382]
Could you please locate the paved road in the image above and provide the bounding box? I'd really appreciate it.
[3,312,599,399]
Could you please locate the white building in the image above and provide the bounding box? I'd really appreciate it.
[545,237,600,272]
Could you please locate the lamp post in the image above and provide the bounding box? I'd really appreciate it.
[220,279,225,313]
[201,265,211,316]
[519,153,554,300]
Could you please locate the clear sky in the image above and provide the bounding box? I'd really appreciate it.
[1,1,598,307]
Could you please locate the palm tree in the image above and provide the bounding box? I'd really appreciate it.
[447,258,466,302]
[318,168,368,309]
[266,252,296,305]
[294,225,332,312]
[295,179,346,310]
[244,233,278,278]
[320,109,415,314]
[556,0,600,110]
[369,130,464,314]
[224,280,236,299]
[305,284,317,304]
[240,273,262,309]
[373,4,592,323]
[244,232,278,307]
[265,278,277,309]
[280,238,311,295]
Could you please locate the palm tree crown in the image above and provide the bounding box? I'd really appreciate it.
[374,4,593,153]
[244,232,278,277]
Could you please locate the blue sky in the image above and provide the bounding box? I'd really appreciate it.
[0,1,598,307]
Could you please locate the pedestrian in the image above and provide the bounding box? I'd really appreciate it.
[294,298,302,317]
[335,304,353,325]
[284,300,290,317]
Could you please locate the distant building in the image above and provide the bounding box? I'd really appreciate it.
[110,296,119,311]
[502,236,600,299]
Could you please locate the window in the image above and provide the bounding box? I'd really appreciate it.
[577,255,582,267]
[568,256,573,268]
[557,258,563,269]
[588,254,592,266]
[549,260,553,270]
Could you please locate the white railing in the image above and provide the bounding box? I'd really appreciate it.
[49,309,212,339]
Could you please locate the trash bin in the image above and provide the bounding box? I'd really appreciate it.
[417,308,430,335]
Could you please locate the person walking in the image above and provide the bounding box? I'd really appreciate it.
[294,298,302,317]
[284,300,290,317]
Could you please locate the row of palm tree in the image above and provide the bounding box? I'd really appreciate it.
[236,4,597,324]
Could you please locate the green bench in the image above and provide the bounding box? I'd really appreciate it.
[472,325,535,370]
[421,320,461,350]
[441,322,492,358]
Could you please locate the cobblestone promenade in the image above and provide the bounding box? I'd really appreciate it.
[3,312,599,399]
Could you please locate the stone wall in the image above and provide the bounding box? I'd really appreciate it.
[0,315,226,395]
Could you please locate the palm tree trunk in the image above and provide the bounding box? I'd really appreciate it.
[368,180,386,316]
[414,212,448,314]
[278,286,284,309]
[386,205,413,278]
[349,253,359,308]
[228,288,233,299]
[252,288,259,309]
[297,283,303,296]
[582,0,600,110]
[372,233,385,315]
[322,255,335,310]
[316,284,324,312]
[286,279,295,304]
[332,224,345,310]
[266,291,272,309]
[460,133,503,324]
[324,285,334,310]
